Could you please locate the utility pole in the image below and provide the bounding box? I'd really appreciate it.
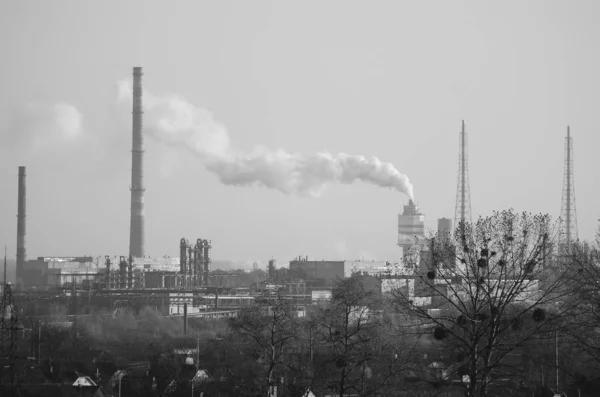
[38,318,41,364]
[0,283,19,391]
[3,246,6,287]
[196,333,200,370]
[556,329,559,392]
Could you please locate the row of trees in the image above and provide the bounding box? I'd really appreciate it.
[228,278,416,397]
[5,209,600,397]
[228,210,600,397]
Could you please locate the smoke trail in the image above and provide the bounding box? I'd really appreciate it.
[117,81,414,199]
[0,102,84,152]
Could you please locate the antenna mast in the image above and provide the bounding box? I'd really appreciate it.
[454,120,472,236]
[559,126,578,255]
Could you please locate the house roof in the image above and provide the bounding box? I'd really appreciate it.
[73,375,98,388]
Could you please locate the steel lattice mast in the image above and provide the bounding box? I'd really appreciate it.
[0,283,19,387]
[454,120,472,236]
[559,126,578,253]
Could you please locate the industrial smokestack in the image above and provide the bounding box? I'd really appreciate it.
[16,166,27,285]
[129,67,145,258]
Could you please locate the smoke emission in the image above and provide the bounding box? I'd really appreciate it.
[117,81,414,199]
[0,102,83,152]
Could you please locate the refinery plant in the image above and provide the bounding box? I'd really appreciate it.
[3,68,412,325]
[1,67,581,317]
[0,66,584,396]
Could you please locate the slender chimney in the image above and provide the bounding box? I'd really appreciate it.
[16,166,27,285]
[129,67,145,258]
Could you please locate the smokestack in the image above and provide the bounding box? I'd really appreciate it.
[16,166,27,285]
[129,67,145,258]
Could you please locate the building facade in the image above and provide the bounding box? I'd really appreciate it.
[437,218,453,242]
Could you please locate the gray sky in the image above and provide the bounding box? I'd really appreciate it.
[0,0,598,263]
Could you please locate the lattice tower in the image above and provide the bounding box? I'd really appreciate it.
[454,120,472,236]
[559,126,578,253]
[0,283,19,362]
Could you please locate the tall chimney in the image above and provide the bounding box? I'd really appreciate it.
[129,67,145,258]
[16,166,27,285]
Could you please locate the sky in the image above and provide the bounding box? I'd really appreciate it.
[0,0,598,264]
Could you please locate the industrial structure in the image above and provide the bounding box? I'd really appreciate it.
[289,257,411,282]
[267,259,277,282]
[454,120,472,235]
[178,238,211,287]
[397,199,425,255]
[0,283,18,360]
[129,66,145,259]
[559,126,578,255]
[4,68,244,320]
[437,217,452,243]
[4,67,583,375]
[16,166,26,287]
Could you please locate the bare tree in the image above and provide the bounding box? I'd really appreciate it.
[390,210,579,397]
[312,276,414,397]
[229,290,299,396]
[561,222,600,377]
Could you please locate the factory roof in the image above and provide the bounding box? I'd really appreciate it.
[38,256,94,263]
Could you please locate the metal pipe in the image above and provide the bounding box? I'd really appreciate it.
[104,256,111,290]
[119,256,127,289]
[180,238,187,274]
[188,246,194,276]
[127,255,133,289]
[129,67,145,258]
[203,240,211,287]
[16,166,27,285]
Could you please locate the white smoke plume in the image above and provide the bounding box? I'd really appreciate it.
[0,102,84,152]
[117,81,414,199]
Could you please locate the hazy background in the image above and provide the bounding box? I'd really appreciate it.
[0,0,598,264]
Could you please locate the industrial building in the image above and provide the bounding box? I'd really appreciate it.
[397,199,426,255]
[21,256,97,288]
[437,217,453,242]
[288,257,412,283]
[6,69,228,321]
